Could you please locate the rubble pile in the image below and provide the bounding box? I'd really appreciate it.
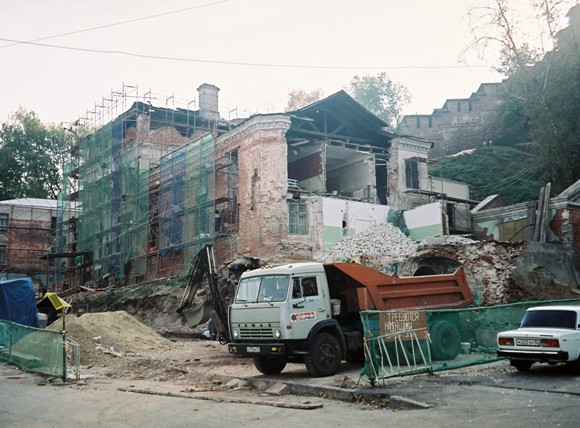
[319,223,418,263]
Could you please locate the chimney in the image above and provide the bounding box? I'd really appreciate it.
[197,83,220,122]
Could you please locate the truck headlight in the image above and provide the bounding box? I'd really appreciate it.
[274,329,281,338]
[232,329,239,338]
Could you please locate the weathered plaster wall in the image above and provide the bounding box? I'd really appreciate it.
[403,202,443,241]
[320,197,390,252]
[550,208,580,252]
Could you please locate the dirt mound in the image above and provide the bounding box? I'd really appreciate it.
[49,310,174,366]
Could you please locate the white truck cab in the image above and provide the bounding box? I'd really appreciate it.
[228,263,345,377]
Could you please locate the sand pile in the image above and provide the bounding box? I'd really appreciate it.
[49,310,174,365]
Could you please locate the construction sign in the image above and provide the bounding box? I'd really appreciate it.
[379,311,427,341]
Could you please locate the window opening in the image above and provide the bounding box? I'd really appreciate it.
[405,159,419,189]
[0,214,8,231]
[289,202,308,234]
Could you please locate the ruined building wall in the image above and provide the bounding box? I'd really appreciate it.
[214,115,293,264]
[387,138,433,210]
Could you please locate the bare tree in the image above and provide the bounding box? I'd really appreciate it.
[285,88,325,111]
[465,0,575,75]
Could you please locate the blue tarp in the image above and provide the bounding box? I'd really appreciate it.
[0,278,39,327]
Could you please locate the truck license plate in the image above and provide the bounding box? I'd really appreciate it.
[516,338,540,346]
[247,346,260,353]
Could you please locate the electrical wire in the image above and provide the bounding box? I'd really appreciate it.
[0,37,490,71]
[0,0,229,49]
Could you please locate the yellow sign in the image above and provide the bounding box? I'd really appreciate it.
[379,311,427,341]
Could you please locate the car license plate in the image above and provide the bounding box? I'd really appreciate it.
[516,338,540,346]
[247,346,260,353]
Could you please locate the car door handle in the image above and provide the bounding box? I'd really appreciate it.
[318,308,325,312]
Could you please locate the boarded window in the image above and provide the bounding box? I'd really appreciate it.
[498,218,527,242]
[405,159,419,189]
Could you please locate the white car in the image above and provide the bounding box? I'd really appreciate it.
[497,305,580,372]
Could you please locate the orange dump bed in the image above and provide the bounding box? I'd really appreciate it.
[323,263,474,311]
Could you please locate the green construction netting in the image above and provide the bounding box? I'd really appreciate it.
[360,298,580,385]
[0,320,66,379]
[69,111,216,285]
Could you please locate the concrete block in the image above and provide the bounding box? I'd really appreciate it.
[265,382,290,396]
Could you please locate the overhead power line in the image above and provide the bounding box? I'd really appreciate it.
[0,0,229,49]
[0,37,490,71]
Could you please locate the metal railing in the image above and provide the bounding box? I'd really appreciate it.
[65,337,80,381]
[363,328,432,385]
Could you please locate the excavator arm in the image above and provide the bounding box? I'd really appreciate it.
[177,245,230,342]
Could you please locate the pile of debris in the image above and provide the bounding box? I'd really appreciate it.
[48,310,250,383]
[318,223,417,263]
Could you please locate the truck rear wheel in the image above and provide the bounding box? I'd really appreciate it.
[253,356,287,375]
[305,332,342,377]
[430,320,461,361]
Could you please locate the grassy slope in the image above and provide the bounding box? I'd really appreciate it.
[429,146,545,204]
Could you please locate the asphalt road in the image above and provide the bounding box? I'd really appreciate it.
[1,360,579,428]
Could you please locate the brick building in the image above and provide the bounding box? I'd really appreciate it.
[57,86,474,289]
[400,83,504,158]
[0,198,57,292]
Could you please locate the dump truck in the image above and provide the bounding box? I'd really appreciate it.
[227,261,474,377]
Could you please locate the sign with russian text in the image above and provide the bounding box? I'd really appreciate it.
[379,311,427,341]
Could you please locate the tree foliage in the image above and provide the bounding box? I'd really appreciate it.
[0,109,71,200]
[344,72,411,128]
[285,88,325,111]
[467,1,580,194]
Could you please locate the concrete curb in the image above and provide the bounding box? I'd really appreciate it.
[213,374,432,410]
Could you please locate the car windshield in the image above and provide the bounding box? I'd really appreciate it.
[235,275,290,303]
[520,309,577,329]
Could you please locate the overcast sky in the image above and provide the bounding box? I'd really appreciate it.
[0,0,517,125]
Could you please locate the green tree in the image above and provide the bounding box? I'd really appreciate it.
[467,1,580,194]
[285,88,325,111]
[344,72,411,128]
[0,109,71,200]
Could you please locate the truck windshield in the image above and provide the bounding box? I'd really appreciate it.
[235,275,290,303]
[521,309,577,329]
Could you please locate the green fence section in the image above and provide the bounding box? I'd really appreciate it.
[0,320,66,379]
[361,298,580,385]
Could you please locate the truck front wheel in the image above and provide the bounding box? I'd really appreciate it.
[305,332,342,377]
[253,356,287,375]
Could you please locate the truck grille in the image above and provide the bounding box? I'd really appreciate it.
[239,327,273,339]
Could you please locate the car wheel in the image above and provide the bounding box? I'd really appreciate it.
[305,332,342,377]
[512,360,534,372]
[253,356,287,375]
[565,358,580,374]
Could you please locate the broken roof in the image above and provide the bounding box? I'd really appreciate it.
[287,90,394,148]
